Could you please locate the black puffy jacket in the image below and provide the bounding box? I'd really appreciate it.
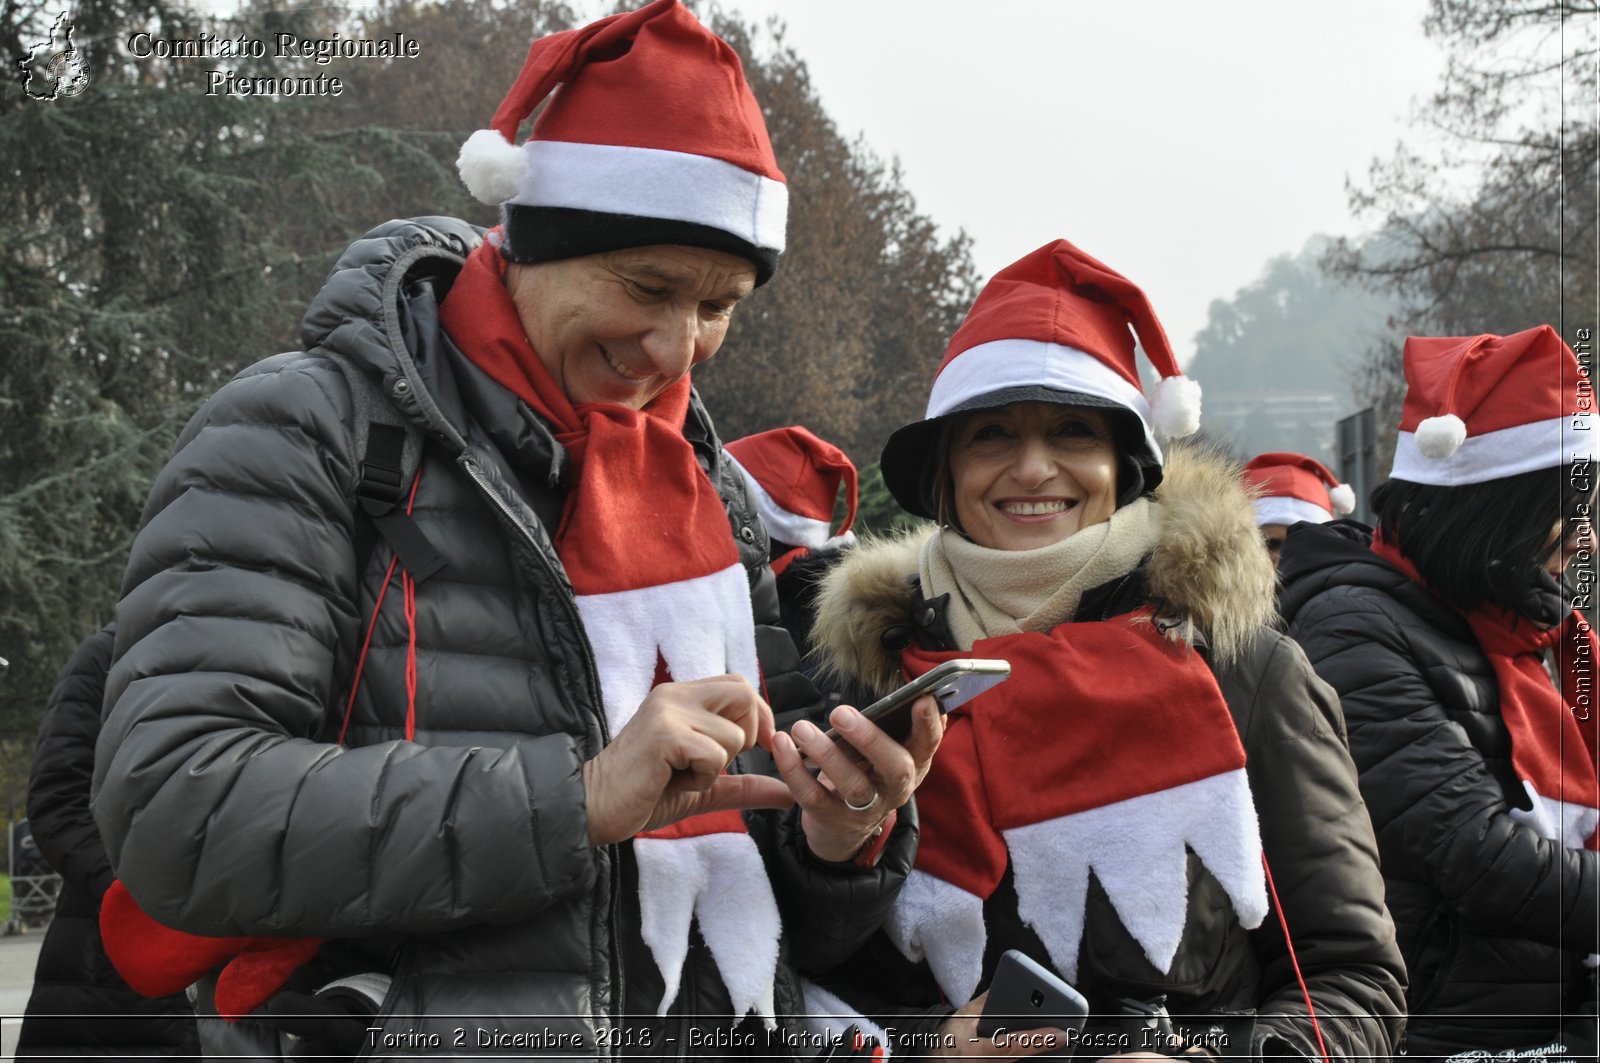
[91,218,911,1060]
[16,624,199,1060]
[1279,520,1599,1059]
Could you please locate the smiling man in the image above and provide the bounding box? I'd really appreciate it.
[91,3,938,1059]
[502,246,757,410]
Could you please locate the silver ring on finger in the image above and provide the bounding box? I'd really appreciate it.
[844,790,881,813]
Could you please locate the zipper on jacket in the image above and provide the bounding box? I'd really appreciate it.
[459,454,624,1057]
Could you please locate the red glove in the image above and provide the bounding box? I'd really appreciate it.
[100,878,323,1020]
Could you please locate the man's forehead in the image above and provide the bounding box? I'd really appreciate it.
[607,247,756,296]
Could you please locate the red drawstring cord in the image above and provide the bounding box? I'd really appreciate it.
[1262,851,1329,1063]
[338,468,425,745]
[402,568,418,741]
[339,553,397,745]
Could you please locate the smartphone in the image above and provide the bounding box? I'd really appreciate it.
[975,949,1089,1042]
[826,658,1010,745]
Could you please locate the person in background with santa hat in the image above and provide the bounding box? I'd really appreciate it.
[1278,326,1599,1061]
[727,426,861,719]
[89,2,937,1059]
[802,238,1405,1061]
[1240,452,1356,568]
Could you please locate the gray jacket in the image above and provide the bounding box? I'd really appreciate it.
[93,218,911,1060]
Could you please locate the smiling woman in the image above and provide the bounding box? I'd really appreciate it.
[807,236,1404,1062]
[946,403,1118,551]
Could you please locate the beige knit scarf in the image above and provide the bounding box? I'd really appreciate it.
[918,498,1163,648]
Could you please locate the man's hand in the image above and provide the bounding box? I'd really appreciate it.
[771,695,945,863]
[930,992,1069,1059]
[583,676,794,845]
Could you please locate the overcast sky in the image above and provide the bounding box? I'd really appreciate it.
[700,1,1446,366]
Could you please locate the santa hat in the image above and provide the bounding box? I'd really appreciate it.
[456,0,787,284]
[880,239,1201,518]
[1242,451,1355,527]
[726,427,858,574]
[1392,325,1598,485]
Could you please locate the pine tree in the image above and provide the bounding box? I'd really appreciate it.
[0,0,458,755]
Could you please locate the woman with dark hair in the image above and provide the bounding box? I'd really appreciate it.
[791,239,1405,1061]
[1278,326,1598,1061]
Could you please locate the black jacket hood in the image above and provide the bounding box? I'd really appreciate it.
[1277,519,1475,643]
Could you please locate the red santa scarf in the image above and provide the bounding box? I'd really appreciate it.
[440,237,781,1024]
[888,611,1267,1005]
[1371,533,1600,850]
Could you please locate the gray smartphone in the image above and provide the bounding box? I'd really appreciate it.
[826,657,1010,745]
[976,949,1089,1043]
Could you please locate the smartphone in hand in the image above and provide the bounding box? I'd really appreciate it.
[825,658,1010,747]
[975,949,1089,1044]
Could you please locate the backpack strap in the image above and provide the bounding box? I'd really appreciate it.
[322,350,446,584]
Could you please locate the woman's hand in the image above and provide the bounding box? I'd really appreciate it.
[929,992,1069,1059]
[771,695,945,862]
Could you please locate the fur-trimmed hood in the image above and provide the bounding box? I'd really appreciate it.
[812,443,1277,697]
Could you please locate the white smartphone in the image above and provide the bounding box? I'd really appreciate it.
[976,949,1089,1042]
[825,657,1010,745]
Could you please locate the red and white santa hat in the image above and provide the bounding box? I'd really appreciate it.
[726,427,858,574]
[1242,451,1355,527]
[880,239,1201,518]
[456,0,787,284]
[1392,325,1597,485]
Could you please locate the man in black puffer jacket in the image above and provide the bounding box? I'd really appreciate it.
[90,5,936,1059]
[1280,519,1598,1059]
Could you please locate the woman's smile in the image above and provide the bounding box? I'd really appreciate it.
[949,402,1117,550]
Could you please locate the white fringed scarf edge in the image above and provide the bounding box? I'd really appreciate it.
[576,562,782,1025]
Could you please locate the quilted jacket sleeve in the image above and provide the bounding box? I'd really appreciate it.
[1287,589,1599,949]
[1230,631,1407,1061]
[92,355,596,938]
[28,624,118,901]
[747,798,918,974]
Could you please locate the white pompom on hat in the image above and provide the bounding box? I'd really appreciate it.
[880,238,1201,517]
[456,0,788,284]
[1242,451,1354,527]
[1392,325,1597,485]
[457,128,528,207]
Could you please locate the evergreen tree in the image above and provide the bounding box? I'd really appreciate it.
[0,0,457,755]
